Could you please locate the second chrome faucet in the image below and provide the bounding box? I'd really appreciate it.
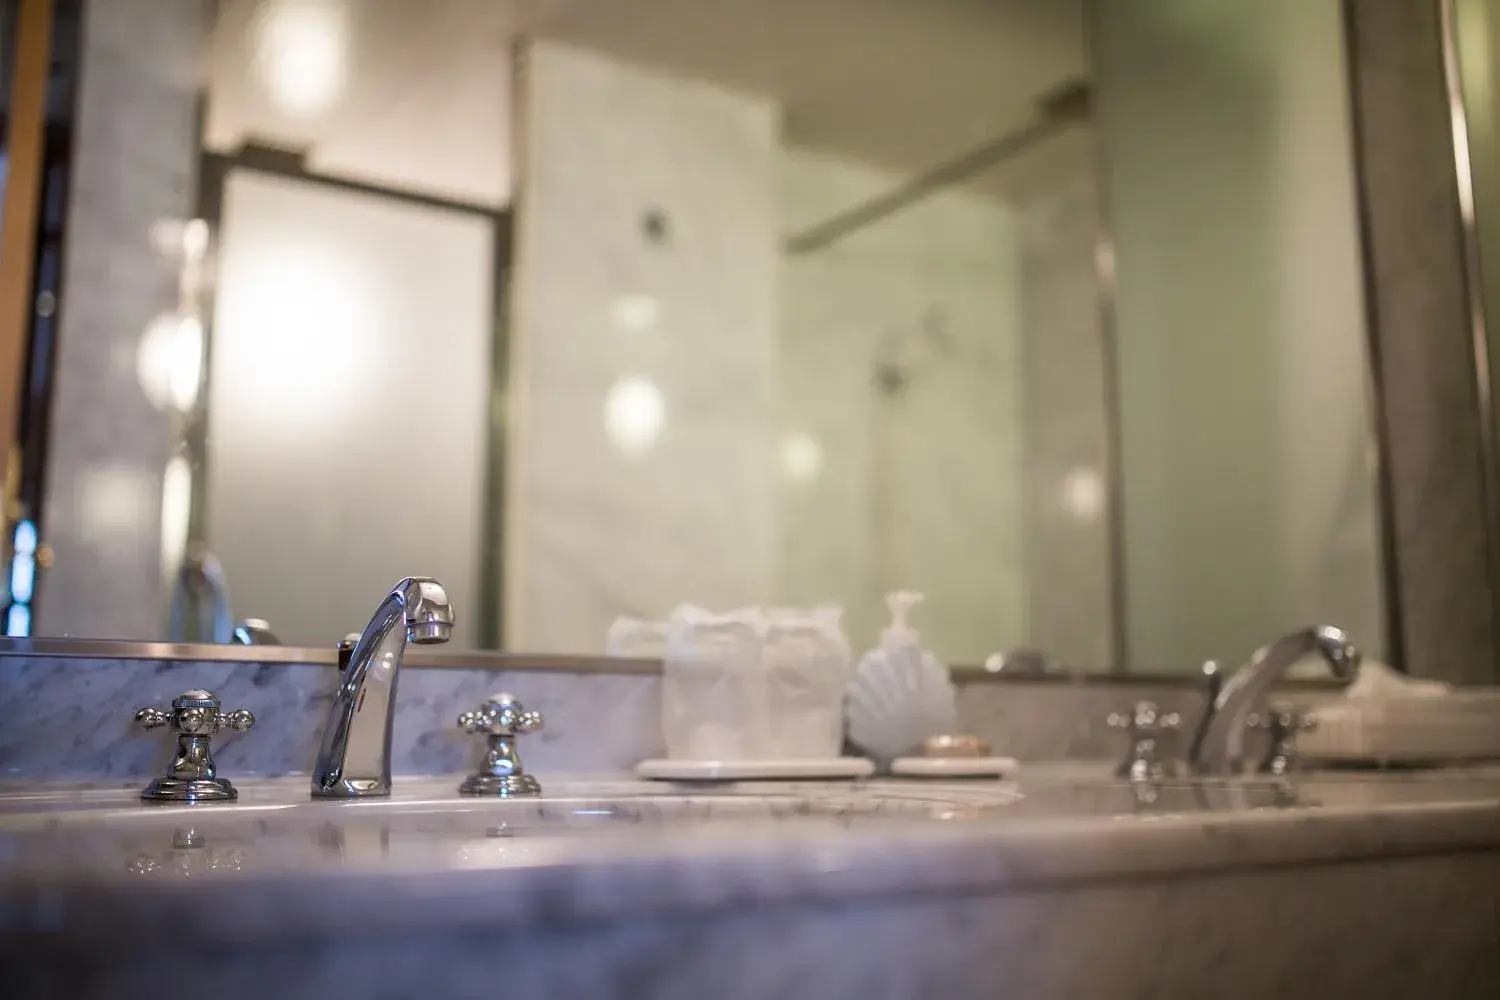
[1113,625,1361,778]
[311,577,454,798]
[1191,625,1359,774]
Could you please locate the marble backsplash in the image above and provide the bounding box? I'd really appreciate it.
[0,657,660,780]
[0,654,1298,780]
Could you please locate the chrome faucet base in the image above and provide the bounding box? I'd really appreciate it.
[459,773,541,798]
[135,689,254,805]
[1108,701,1182,782]
[456,694,544,797]
[141,776,238,803]
[311,777,390,799]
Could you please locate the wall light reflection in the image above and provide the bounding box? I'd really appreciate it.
[136,312,204,414]
[160,453,193,586]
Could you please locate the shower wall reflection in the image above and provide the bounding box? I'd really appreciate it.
[507,19,1104,666]
[776,132,1105,667]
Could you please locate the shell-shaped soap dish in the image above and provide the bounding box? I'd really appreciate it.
[845,648,958,767]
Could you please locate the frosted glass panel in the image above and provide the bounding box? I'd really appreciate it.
[206,170,492,647]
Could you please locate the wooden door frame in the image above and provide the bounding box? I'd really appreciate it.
[0,0,53,494]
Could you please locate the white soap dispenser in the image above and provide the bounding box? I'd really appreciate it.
[845,590,958,767]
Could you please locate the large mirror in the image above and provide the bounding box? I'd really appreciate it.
[0,0,1388,672]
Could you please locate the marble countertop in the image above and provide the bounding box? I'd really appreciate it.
[3,765,1500,943]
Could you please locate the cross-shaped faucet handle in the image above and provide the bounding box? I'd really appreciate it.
[133,689,254,802]
[1108,700,1182,782]
[136,689,254,737]
[457,693,542,738]
[456,693,543,797]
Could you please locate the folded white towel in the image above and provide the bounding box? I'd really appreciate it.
[1345,660,1450,698]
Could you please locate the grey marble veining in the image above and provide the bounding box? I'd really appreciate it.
[5,769,1500,920]
[957,680,1203,760]
[0,656,663,780]
[13,850,1495,1000]
[0,651,1335,780]
[958,678,1344,763]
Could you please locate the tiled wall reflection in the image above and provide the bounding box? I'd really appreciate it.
[36,0,204,640]
[508,40,779,653]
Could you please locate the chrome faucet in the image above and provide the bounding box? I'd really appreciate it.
[1191,625,1360,774]
[169,546,233,643]
[311,577,453,798]
[231,618,280,645]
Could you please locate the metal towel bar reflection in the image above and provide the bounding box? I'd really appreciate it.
[168,547,233,644]
[168,546,279,645]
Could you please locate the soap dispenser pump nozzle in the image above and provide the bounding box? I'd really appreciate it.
[881,590,924,645]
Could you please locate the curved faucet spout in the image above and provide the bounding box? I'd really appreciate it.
[392,577,455,645]
[1192,625,1359,774]
[311,577,453,798]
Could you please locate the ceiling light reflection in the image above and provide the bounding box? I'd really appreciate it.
[1061,467,1104,520]
[611,293,660,332]
[780,433,824,483]
[254,0,348,118]
[603,376,665,455]
[136,312,205,414]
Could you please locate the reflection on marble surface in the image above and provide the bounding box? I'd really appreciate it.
[5,766,1500,897]
[0,778,1033,878]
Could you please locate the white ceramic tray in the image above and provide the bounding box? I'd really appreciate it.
[888,756,1018,779]
[635,758,875,781]
[1298,690,1500,765]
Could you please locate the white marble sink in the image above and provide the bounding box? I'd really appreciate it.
[0,776,1035,877]
[0,770,1360,882]
[0,769,1442,881]
[1,768,1497,885]
[4,768,1500,999]
[0,775,1028,824]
